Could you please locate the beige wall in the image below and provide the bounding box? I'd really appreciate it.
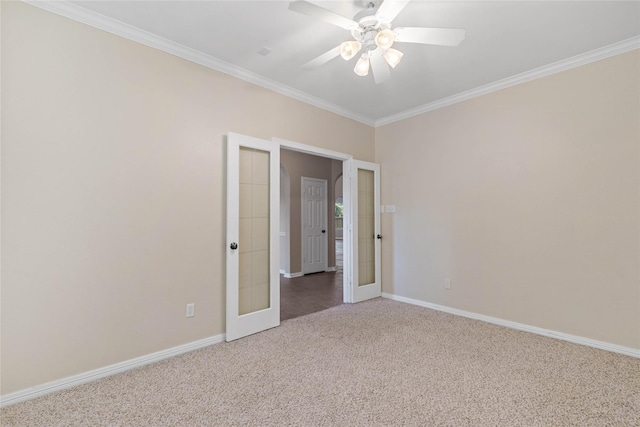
[3,0,639,400]
[376,50,640,349]
[280,150,341,273]
[0,2,373,394]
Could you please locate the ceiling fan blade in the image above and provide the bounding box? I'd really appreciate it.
[289,1,359,30]
[369,49,391,84]
[394,27,466,46]
[375,0,411,24]
[302,45,341,69]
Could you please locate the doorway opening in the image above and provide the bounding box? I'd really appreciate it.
[279,146,347,320]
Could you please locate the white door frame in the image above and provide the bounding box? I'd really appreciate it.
[274,138,353,304]
[301,177,328,274]
[227,135,381,341]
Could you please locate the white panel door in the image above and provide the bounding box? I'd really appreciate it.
[349,160,381,303]
[302,177,327,274]
[226,133,280,341]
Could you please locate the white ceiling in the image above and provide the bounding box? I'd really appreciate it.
[59,1,640,125]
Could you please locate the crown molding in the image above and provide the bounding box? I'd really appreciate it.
[23,0,376,127]
[20,1,640,129]
[375,36,640,127]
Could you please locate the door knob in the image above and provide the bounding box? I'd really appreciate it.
[230,242,238,250]
[322,230,326,233]
[377,234,382,239]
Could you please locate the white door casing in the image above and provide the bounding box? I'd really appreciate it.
[274,138,353,305]
[302,177,327,275]
[226,134,380,342]
[348,159,382,303]
[226,133,280,342]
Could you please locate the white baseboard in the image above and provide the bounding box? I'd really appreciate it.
[325,266,336,272]
[0,334,225,408]
[382,293,640,359]
[283,272,303,279]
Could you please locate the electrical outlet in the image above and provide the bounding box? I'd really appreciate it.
[445,279,452,290]
[186,303,195,318]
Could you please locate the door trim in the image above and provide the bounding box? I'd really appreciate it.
[274,138,353,304]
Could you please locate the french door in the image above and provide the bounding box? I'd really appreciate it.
[226,134,381,340]
[348,160,382,303]
[226,133,280,341]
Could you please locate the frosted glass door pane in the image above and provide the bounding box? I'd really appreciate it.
[358,169,375,286]
[238,147,270,315]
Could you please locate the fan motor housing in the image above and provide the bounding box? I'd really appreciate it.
[352,13,390,51]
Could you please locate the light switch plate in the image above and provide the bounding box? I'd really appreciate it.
[186,303,195,317]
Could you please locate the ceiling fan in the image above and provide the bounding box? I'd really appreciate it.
[289,0,466,84]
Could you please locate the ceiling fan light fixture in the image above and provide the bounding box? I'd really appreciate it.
[383,47,403,68]
[340,40,362,60]
[375,28,395,49]
[354,53,370,76]
[288,0,466,84]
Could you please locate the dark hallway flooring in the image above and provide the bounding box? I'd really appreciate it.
[280,240,343,321]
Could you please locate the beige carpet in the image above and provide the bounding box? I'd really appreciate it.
[2,298,639,426]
